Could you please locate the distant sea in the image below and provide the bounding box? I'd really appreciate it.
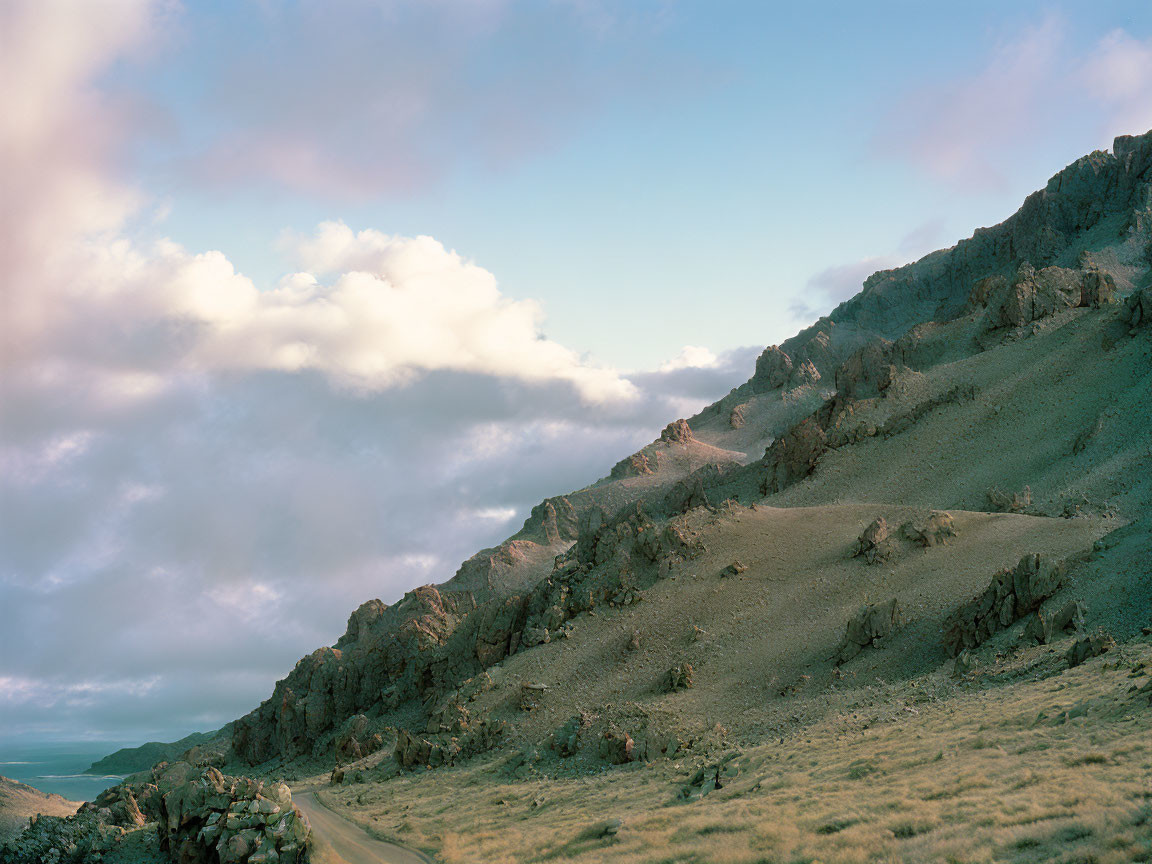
[0,742,128,803]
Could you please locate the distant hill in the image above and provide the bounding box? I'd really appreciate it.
[0,777,80,843]
[84,730,221,776]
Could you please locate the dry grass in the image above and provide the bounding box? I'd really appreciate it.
[314,638,1152,863]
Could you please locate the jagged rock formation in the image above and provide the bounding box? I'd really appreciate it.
[752,346,793,392]
[0,763,310,864]
[943,554,1065,656]
[0,778,79,844]
[836,599,901,663]
[1066,631,1116,667]
[851,517,892,564]
[901,511,957,547]
[660,419,695,444]
[611,451,656,478]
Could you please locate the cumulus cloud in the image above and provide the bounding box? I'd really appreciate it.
[875,16,1152,187]
[658,345,719,372]
[0,1,754,744]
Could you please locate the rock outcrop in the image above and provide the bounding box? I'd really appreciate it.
[901,511,957,547]
[1066,631,1115,668]
[659,419,695,444]
[836,599,901,664]
[752,346,793,392]
[1,763,310,864]
[943,554,1065,656]
[852,517,892,564]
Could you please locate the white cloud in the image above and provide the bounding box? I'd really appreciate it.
[0,0,754,744]
[659,345,718,372]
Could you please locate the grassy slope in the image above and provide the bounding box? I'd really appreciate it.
[286,303,1152,863]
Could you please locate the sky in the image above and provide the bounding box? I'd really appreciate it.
[2,0,1151,746]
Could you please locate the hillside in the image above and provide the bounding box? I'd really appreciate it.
[84,730,224,777]
[22,130,1152,864]
[0,778,80,844]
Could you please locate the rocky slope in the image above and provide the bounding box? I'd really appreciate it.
[217,131,1151,775]
[26,130,1152,863]
[85,730,225,777]
[0,778,80,844]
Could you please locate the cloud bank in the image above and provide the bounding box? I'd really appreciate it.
[0,0,753,743]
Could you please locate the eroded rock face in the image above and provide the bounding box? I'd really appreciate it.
[518,497,579,545]
[0,763,310,864]
[761,415,827,494]
[729,403,747,429]
[1066,631,1115,668]
[983,262,1120,330]
[611,451,656,478]
[333,714,383,763]
[660,419,695,444]
[752,346,793,392]
[835,338,901,401]
[1023,599,1086,645]
[943,554,1065,656]
[789,358,822,389]
[1079,267,1117,308]
[837,599,901,664]
[232,584,473,764]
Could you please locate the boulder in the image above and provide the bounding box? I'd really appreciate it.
[720,560,747,578]
[663,664,694,692]
[836,599,901,663]
[901,511,957,547]
[761,415,828,494]
[597,730,635,764]
[852,517,892,564]
[1066,631,1115,668]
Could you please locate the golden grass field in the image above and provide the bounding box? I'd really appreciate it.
[313,629,1152,864]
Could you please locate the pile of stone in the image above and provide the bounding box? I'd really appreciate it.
[0,762,310,864]
[943,554,1064,656]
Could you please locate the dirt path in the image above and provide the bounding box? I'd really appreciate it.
[294,791,433,864]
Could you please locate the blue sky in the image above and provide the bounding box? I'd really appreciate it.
[2,0,1150,743]
[108,0,1152,368]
